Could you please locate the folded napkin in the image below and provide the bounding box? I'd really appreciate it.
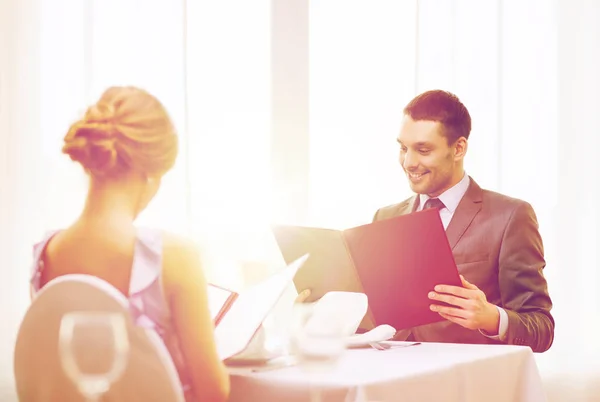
[347,324,397,347]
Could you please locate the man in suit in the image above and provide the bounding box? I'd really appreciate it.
[372,89,554,352]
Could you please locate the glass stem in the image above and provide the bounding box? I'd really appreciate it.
[309,383,321,402]
[85,394,101,402]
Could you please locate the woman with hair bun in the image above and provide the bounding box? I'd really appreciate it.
[29,86,230,402]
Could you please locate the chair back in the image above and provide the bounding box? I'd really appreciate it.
[14,274,184,402]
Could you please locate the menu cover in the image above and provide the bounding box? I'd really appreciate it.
[207,284,239,326]
[271,208,462,331]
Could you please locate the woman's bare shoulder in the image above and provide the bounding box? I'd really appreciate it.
[160,231,205,288]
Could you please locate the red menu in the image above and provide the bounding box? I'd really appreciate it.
[207,284,238,326]
[272,208,462,330]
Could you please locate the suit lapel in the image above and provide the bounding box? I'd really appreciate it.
[396,196,418,216]
[445,177,483,250]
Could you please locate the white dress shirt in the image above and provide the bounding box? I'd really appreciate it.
[416,172,508,341]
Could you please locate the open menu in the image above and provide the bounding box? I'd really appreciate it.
[271,208,462,331]
[212,254,308,361]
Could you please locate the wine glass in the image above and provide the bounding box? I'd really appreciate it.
[344,385,382,402]
[59,312,129,401]
[289,303,348,402]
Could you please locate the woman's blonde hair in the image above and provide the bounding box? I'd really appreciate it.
[62,86,178,178]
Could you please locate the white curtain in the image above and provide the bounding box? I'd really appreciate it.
[308,1,418,229]
[185,0,274,289]
[0,1,44,397]
[1,0,600,400]
[548,0,600,398]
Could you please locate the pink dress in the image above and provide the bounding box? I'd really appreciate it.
[30,227,195,401]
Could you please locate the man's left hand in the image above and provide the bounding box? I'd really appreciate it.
[428,275,500,334]
[295,289,311,303]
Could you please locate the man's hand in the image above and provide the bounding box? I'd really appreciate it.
[295,289,311,303]
[428,275,500,334]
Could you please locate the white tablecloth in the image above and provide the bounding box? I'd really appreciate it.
[228,342,546,402]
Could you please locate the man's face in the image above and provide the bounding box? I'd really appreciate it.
[397,116,466,197]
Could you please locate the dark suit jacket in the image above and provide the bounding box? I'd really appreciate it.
[373,177,554,352]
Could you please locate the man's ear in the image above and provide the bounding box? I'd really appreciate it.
[453,137,468,160]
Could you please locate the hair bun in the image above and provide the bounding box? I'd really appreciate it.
[62,121,123,177]
[62,86,179,179]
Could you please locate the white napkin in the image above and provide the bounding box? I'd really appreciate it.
[303,291,369,337]
[346,324,397,347]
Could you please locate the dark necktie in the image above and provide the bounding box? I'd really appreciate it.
[423,198,445,211]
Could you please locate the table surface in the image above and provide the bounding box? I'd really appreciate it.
[228,342,547,402]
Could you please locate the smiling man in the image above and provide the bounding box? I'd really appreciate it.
[373,90,554,353]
